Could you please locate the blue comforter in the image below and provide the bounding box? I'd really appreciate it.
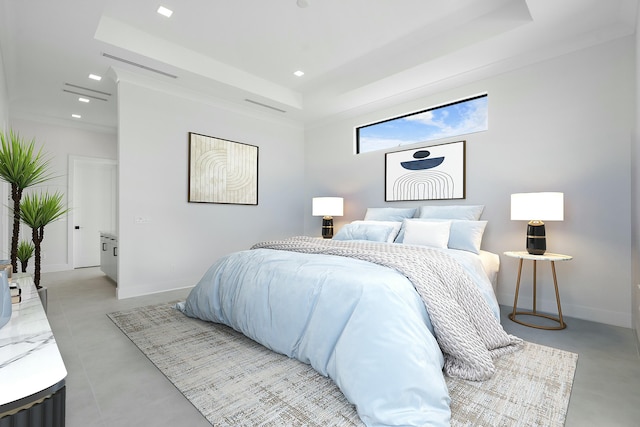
[178,246,499,426]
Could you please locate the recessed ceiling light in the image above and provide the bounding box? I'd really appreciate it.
[71,114,82,119]
[88,74,102,81]
[157,6,173,17]
[293,70,305,77]
[78,97,90,103]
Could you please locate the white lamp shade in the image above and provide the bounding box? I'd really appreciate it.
[511,192,564,221]
[312,197,344,216]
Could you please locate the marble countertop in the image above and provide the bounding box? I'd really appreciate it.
[0,274,67,407]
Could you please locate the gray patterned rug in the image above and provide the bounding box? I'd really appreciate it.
[108,302,578,427]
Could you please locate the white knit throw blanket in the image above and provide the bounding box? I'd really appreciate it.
[252,237,522,381]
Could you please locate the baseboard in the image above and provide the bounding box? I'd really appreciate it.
[40,263,73,273]
[497,291,632,329]
[115,280,197,300]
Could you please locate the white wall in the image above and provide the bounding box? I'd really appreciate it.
[0,40,8,130]
[0,37,9,262]
[304,37,635,328]
[7,118,117,272]
[116,72,305,299]
[634,7,640,342]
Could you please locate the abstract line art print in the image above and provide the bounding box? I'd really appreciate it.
[385,140,465,202]
[188,132,258,205]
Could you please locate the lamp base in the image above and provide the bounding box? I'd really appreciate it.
[526,221,546,255]
[321,216,334,239]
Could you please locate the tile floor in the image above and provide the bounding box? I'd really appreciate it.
[41,267,639,427]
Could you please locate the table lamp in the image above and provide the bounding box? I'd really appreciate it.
[511,192,564,255]
[312,197,343,238]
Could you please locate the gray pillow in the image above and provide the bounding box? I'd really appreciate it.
[364,207,417,222]
[416,205,484,220]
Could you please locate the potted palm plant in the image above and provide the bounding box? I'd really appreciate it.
[19,191,68,297]
[16,239,35,273]
[0,129,53,273]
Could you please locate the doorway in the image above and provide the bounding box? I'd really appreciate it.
[69,156,117,268]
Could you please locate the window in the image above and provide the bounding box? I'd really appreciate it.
[356,94,488,154]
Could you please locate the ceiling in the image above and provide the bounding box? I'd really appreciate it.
[0,0,637,132]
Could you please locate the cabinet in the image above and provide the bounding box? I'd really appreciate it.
[100,232,118,283]
[0,274,67,425]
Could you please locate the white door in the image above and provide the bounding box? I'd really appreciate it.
[72,157,117,268]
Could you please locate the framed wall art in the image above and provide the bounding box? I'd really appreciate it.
[188,132,258,205]
[385,140,465,202]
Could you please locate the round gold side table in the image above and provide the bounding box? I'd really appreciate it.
[504,251,573,330]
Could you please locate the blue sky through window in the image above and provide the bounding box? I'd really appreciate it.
[357,94,488,153]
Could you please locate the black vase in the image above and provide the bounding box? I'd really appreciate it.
[321,217,334,239]
[526,222,546,255]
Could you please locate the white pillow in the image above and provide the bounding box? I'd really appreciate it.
[402,220,451,249]
[417,205,484,220]
[333,223,398,243]
[447,220,487,254]
[396,219,487,254]
[364,207,416,222]
[350,220,402,243]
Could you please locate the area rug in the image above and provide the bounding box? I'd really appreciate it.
[108,302,578,427]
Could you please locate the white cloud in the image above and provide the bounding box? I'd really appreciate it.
[359,137,408,153]
[358,97,488,153]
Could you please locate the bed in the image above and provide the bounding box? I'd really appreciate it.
[177,206,522,427]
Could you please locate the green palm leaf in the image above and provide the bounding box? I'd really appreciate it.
[17,239,35,273]
[20,191,69,229]
[17,239,34,261]
[19,191,69,287]
[0,129,54,273]
[0,129,53,189]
